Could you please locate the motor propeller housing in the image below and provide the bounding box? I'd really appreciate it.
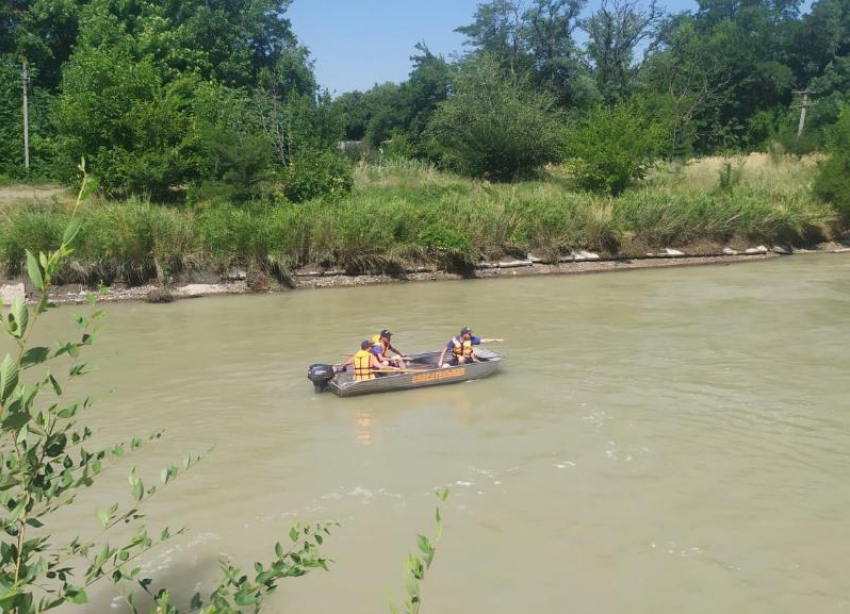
[307,363,336,393]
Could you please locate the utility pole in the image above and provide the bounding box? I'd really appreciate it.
[793,89,817,139]
[22,59,30,171]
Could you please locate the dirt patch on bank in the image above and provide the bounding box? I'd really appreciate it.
[0,185,68,208]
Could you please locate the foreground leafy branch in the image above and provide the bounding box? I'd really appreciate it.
[390,489,449,614]
[0,162,333,614]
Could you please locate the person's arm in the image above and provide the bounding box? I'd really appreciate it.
[372,353,398,371]
[478,338,504,344]
[336,356,354,372]
[388,343,407,357]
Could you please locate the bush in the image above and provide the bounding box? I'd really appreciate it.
[54,46,201,199]
[426,55,562,180]
[814,105,850,222]
[280,148,353,203]
[565,99,666,195]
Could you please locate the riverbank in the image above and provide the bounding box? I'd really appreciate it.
[1,154,846,304]
[3,242,848,305]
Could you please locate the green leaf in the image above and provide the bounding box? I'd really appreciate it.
[96,509,109,528]
[133,477,144,502]
[417,534,431,556]
[64,584,88,604]
[290,526,299,542]
[0,354,18,403]
[62,217,83,246]
[79,175,99,202]
[20,346,50,369]
[10,297,28,339]
[49,374,63,396]
[26,250,44,291]
[406,574,419,598]
[1,410,30,432]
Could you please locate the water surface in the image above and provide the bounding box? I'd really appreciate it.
[32,256,850,613]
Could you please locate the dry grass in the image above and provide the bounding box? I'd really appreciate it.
[645,153,822,195]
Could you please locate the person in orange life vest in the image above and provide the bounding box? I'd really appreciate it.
[371,330,408,369]
[438,327,504,367]
[345,340,399,381]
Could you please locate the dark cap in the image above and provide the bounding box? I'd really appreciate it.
[361,340,373,350]
[460,327,473,335]
[380,329,392,338]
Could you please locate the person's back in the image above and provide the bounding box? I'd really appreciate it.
[353,342,377,381]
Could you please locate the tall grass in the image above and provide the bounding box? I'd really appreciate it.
[0,155,839,284]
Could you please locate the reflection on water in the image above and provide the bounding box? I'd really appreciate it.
[26,255,850,614]
[355,410,374,446]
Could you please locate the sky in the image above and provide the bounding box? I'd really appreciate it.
[287,0,699,94]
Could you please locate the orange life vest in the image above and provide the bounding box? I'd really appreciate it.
[452,336,474,359]
[353,349,375,381]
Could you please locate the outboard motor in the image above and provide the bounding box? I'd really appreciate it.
[307,364,337,393]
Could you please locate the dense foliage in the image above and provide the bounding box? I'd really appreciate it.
[565,100,666,194]
[0,169,335,613]
[814,104,850,220]
[329,0,850,186]
[1,0,349,200]
[426,56,562,179]
[3,0,850,203]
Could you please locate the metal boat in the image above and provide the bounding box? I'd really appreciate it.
[307,349,503,398]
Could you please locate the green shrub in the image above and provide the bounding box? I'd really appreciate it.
[280,148,353,203]
[426,55,562,180]
[54,45,202,198]
[565,99,666,195]
[814,105,850,221]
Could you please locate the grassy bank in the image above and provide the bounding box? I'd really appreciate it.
[0,155,839,285]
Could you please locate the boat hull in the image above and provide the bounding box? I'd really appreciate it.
[328,349,502,398]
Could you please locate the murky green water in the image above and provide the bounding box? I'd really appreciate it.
[30,255,850,613]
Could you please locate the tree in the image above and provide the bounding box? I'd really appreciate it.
[456,0,527,71]
[0,0,88,90]
[334,43,453,158]
[643,18,735,157]
[402,43,454,156]
[53,43,201,198]
[525,0,590,104]
[427,55,562,180]
[581,0,664,103]
[456,0,591,106]
[814,103,850,221]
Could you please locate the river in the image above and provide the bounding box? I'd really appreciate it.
[27,255,850,613]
